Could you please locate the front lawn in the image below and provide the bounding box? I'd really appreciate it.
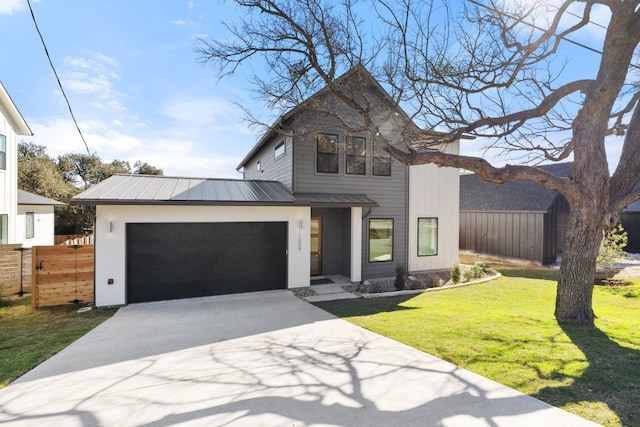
[315,268,640,427]
[0,296,116,388]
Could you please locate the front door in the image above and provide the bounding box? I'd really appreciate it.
[310,217,322,276]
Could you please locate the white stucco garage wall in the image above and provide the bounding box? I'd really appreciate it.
[94,205,311,307]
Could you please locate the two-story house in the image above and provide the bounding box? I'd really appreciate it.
[0,82,33,245]
[72,66,461,307]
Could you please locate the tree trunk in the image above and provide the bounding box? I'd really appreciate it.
[555,208,602,323]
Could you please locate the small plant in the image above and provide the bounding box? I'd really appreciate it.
[469,261,488,279]
[451,264,461,284]
[369,281,387,293]
[597,223,628,278]
[394,264,406,290]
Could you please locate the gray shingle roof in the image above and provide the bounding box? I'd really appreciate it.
[70,174,378,207]
[18,189,65,205]
[460,162,573,212]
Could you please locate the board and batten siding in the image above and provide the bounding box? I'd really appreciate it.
[0,107,19,244]
[407,160,460,272]
[93,205,310,307]
[292,117,408,278]
[459,211,546,263]
[243,135,294,190]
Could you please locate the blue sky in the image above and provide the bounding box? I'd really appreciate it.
[1,0,262,178]
[0,0,619,178]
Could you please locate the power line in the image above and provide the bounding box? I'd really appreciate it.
[26,0,91,156]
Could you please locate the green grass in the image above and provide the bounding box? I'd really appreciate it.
[315,268,640,427]
[0,296,116,388]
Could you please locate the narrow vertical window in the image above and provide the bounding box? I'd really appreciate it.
[256,160,261,171]
[0,134,6,170]
[317,133,339,173]
[26,212,35,239]
[0,214,7,244]
[418,218,438,256]
[274,140,285,159]
[346,136,366,175]
[372,139,391,176]
[369,218,393,262]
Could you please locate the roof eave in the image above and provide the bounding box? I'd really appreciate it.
[0,82,32,136]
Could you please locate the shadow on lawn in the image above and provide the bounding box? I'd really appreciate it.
[313,294,418,317]
[533,322,640,426]
[497,267,559,281]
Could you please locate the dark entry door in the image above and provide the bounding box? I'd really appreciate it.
[126,222,287,303]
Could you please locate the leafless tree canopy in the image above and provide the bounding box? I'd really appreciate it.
[199,0,640,323]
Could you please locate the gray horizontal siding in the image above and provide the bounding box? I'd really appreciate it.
[293,117,408,278]
[243,135,293,190]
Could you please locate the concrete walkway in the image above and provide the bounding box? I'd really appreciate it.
[0,291,599,426]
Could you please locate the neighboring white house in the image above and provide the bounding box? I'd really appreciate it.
[0,82,32,245]
[17,189,65,248]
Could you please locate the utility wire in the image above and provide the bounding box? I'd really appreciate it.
[27,0,91,156]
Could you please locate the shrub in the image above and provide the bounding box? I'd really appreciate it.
[451,264,461,284]
[394,264,406,290]
[597,223,628,278]
[469,261,488,279]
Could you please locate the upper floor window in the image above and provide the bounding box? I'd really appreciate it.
[256,160,261,171]
[418,218,438,256]
[0,134,6,170]
[372,139,391,176]
[26,212,35,239]
[346,136,366,175]
[274,140,286,159]
[317,133,338,173]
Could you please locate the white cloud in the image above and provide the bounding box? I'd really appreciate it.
[171,19,187,26]
[0,0,25,15]
[158,96,253,134]
[188,2,197,9]
[26,116,247,179]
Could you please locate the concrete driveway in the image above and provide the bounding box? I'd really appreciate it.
[0,291,598,427]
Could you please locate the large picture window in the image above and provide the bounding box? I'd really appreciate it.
[26,212,35,239]
[372,139,391,176]
[418,218,438,256]
[0,134,6,170]
[317,133,339,173]
[346,136,366,175]
[369,218,393,262]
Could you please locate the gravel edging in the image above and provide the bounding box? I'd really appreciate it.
[360,270,502,299]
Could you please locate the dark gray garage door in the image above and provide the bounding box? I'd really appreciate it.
[126,222,287,303]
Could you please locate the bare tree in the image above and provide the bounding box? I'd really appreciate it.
[198,0,640,323]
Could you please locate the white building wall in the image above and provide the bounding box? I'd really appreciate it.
[0,109,18,244]
[95,204,311,307]
[407,141,460,272]
[16,205,56,247]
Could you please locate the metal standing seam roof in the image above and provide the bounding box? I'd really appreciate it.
[70,175,377,207]
[70,175,298,205]
[460,162,573,212]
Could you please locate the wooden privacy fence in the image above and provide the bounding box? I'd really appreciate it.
[31,245,94,308]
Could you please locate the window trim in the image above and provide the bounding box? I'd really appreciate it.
[316,133,339,174]
[346,136,366,175]
[417,217,438,257]
[372,139,391,177]
[0,134,6,171]
[26,212,35,239]
[368,218,394,263]
[274,139,286,159]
